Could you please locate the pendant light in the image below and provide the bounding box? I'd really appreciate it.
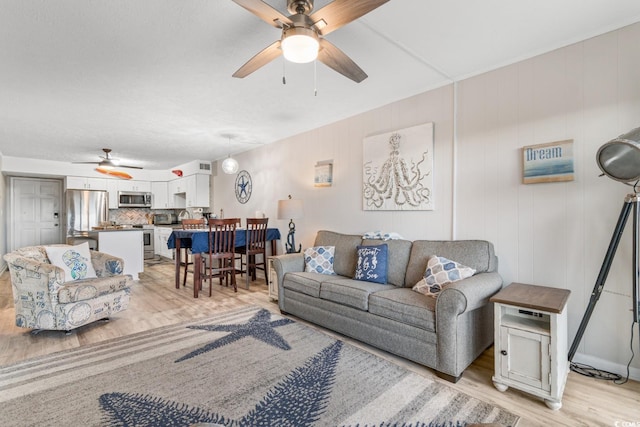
[221,137,239,174]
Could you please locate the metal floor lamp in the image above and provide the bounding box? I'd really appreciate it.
[569,127,640,361]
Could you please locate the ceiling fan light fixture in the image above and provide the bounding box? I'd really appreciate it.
[222,155,239,174]
[281,27,319,64]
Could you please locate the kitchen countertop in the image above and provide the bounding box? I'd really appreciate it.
[89,228,144,232]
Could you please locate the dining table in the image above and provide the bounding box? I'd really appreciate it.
[167,228,281,297]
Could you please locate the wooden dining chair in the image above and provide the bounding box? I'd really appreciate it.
[203,218,239,295]
[235,218,269,289]
[181,219,207,288]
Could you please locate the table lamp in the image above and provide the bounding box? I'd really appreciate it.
[277,195,304,253]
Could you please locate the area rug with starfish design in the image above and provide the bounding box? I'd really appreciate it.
[0,305,519,426]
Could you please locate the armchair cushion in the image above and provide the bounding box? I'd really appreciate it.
[58,275,131,304]
[45,242,97,282]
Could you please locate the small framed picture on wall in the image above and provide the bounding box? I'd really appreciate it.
[522,139,574,184]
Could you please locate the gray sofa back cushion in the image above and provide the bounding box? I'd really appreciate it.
[362,238,412,287]
[314,230,363,277]
[405,240,497,287]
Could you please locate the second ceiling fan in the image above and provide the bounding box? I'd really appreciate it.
[231,0,389,83]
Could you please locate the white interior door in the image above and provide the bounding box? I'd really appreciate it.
[10,177,63,251]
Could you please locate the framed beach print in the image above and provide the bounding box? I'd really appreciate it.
[522,139,574,184]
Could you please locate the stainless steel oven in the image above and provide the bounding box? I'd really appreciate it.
[134,225,155,259]
[143,228,154,259]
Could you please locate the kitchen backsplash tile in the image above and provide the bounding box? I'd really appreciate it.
[110,208,175,225]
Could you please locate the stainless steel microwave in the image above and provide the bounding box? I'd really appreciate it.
[118,191,152,208]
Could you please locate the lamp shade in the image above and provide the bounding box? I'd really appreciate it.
[221,156,239,175]
[281,27,319,64]
[597,127,640,183]
[277,198,304,220]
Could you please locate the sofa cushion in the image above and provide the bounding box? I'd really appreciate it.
[57,275,130,304]
[320,277,391,311]
[45,243,98,282]
[282,272,325,298]
[405,240,496,287]
[304,246,336,275]
[314,230,363,277]
[363,238,412,287]
[353,244,388,284]
[369,288,437,332]
[413,255,476,297]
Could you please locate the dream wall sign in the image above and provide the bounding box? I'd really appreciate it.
[362,122,434,211]
[522,139,574,184]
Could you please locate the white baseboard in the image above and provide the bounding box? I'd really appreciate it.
[572,352,640,381]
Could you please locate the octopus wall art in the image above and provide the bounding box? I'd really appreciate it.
[362,122,434,211]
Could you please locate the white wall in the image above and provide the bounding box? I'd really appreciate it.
[456,22,640,375]
[0,153,5,271]
[213,22,640,377]
[212,84,454,251]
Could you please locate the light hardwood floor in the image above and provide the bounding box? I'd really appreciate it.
[1,259,638,426]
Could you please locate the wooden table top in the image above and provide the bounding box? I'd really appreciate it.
[490,282,571,314]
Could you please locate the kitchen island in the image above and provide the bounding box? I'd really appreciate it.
[89,228,144,280]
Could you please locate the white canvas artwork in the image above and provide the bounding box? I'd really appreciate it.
[362,123,434,211]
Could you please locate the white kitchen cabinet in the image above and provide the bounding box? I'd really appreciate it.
[66,176,108,191]
[491,283,571,410]
[167,174,209,208]
[151,181,169,209]
[106,179,119,209]
[186,174,210,207]
[118,180,151,192]
[169,177,186,194]
[154,227,174,259]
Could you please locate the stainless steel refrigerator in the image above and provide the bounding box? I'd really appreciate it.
[65,189,108,248]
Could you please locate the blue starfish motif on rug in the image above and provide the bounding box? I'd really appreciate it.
[99,340,343,427]
[175,309,294,362]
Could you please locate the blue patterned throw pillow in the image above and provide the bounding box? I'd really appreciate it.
[304,246,336,275]
[413,255,476,297]
[353,244,388,284]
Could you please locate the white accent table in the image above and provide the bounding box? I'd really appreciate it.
[491,282,571,410]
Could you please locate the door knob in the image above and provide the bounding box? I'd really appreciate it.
[500,350,507,356]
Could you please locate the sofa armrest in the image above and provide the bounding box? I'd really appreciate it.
[437,271,503,315]
[272,253,305,310]
[435,271,503,378]
[90,251,126,277]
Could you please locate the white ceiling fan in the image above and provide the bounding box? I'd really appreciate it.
[231,0,390,83]
[73,148,143,170]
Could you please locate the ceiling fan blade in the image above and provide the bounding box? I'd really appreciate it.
[233,40,282,78]
[317,39,367,83]
[310,0,389,35]
[232,0,293,28]
[116,164,143,170]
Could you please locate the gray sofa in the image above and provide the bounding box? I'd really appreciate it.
[272,230,503,382]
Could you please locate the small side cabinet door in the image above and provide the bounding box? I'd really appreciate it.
[500,326,551,391]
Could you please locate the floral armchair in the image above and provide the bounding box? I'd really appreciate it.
[3,245,132,333]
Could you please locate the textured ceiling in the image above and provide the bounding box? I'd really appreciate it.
[1,0,640,170]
